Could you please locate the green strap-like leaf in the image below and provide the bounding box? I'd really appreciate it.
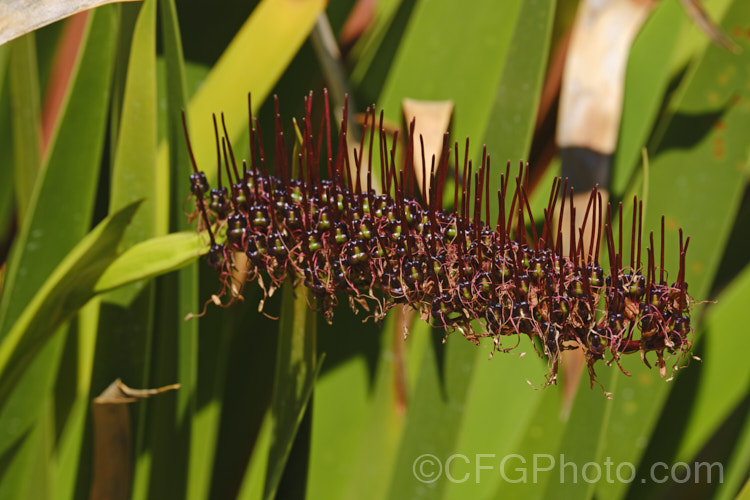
[94,231,208,293]
[237,410,274,500]
[109,0,161,267]
[377,0,522,146]
[0,8,119,499]
[0,6,118,339]
[676,264,750,461]
[0,0,146,46]
[103,3,161,499]
[308,3,556,499]
[610,0,684,196]
[307,310,409,500]
[0,200,141,411]
[143,1,204,499]
[51,298,101,500]
[178,0,326,186]
[8,32,41,223]
[264,283,319,500]
[0,45,14,241]
[481,0,556,220]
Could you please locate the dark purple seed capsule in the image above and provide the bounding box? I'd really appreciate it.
[190,171,209,197]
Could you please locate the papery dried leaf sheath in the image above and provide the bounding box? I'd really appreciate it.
[182,91,694,389]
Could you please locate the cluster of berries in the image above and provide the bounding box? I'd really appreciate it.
[183,92,693,387]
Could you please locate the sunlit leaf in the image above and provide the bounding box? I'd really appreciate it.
[0,200,141,407]
[0,8,119,499]
[0,5,118,338]
[265,283,319,500]
[377,0,522,150]
[8,33,41,222]
[596,0,750,497]
[676,264,750,460]
[179,0,326,185]
[714,410,750,500]
[109,0,161,288]
[482,0,556,218]
[90,379,179,500]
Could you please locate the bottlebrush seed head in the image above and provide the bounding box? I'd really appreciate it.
[182,92,694,391]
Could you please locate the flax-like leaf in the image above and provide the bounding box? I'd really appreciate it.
[8,33,41,222]
[677,265,750,461]
[94,232,208,293]
[0,6,117,338]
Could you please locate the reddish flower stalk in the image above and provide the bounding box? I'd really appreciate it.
[183,91,694,389]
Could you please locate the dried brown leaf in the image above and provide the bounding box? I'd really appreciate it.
[90,379,178,500]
